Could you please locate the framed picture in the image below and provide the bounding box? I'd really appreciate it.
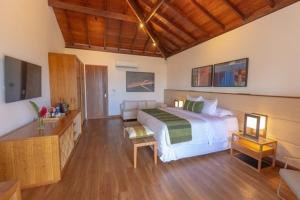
[213,58,248,87]
[191,65,213,87]
[126,71,155,92]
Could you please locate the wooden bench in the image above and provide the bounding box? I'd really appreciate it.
[123,122,157,168]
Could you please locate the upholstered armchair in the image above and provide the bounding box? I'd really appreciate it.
[277,156,300,199]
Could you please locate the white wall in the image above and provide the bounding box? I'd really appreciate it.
[64,49,167,116]
[0,1,64,136]
[167,2,300,97]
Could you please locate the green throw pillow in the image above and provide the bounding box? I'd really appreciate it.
[187,101,194,111]
[183,100,190,110]
[192,101,204,113]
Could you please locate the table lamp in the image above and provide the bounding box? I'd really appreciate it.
[174,100,184,108]
[244,113,268,139]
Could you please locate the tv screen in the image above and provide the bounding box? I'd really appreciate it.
[4,56,42,103]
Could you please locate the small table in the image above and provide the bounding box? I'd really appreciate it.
[231,132,277,172]
[123,122,157,169]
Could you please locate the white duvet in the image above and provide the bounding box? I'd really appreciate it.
[137,107,238,162]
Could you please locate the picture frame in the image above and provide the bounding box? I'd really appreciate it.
[213,58,249,87]
[191,65,213,87]
[126,71,155,92]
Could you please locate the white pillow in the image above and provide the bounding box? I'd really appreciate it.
[187,95,203,102]
[202,98,218,115]
[216,107,233,117]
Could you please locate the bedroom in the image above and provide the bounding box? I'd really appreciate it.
[0,0,299,199]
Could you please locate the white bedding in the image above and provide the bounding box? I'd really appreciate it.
[137,107,239,162]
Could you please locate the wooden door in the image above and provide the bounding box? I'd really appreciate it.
[85,65,108,119]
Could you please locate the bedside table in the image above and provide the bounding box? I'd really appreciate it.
[231,132,277,172]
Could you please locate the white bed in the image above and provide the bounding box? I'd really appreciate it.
[137,107,239,162]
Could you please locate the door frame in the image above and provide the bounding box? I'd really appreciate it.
[85,65,108,119]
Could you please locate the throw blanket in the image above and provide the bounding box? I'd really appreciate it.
[125,125,154,139]
[142,109,192,144]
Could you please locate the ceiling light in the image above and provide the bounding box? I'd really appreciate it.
[139,23,144,28]
[152,42,157,47]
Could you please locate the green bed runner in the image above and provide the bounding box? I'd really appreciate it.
[142,109,192,144]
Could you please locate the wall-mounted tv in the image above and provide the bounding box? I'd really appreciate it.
[4,56,42,103]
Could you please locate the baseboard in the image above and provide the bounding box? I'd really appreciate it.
[106,115,121,119]
[263,157,299,170]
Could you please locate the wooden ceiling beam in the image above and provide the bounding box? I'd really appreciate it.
[151,20,188,44]
[64,10,74,45]
[48,0,138,23]
[82,0,90,47]
[265,0,276,7]
[85,15,91,47]
[139,0,197,41]
[118,2,127,52]
[130,26,139,52]
[145,0,165,23]
[127,0,167,58]
[158,34,180,50]
[103,0,108,49]
[66,43,161,57]
[223,0,246,21]
[163,1,209,37]
[143,37,150,53]
[118,22,123,52]
[190,0,225,30]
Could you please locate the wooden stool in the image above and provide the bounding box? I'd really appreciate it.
[123,123,157,168]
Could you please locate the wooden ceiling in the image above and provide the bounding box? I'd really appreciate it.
[49,0,299,58]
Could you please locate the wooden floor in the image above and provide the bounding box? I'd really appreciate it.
[22,118,296,200]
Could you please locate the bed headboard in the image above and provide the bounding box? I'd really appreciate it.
[165,89,300,167]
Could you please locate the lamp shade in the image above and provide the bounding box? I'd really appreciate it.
[174,100,184,108]
[246,115,258,129]
[178,100,184,108]
[244,113,268,139]
[174,100,179,107]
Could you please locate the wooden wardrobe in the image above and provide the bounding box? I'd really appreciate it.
[48,53,85,122]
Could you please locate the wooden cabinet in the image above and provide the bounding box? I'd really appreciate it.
[48,53,85,121]
[0,111,81,189]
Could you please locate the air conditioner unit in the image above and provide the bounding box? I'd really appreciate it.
[115,61,138,70]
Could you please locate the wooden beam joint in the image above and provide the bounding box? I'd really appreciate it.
[127,0,167,58]
[145,0,165,23]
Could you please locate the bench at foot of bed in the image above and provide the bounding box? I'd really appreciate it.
[123,122,157,168]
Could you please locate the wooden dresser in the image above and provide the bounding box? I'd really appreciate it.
[0,111,81,189]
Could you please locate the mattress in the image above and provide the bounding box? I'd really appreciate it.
[137,107,239,162]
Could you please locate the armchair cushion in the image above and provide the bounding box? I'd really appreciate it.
[279,169,300,199]
[121,100,165,120]
[122,109,138,120]
[124,101,139,110]
[138,101,147,109]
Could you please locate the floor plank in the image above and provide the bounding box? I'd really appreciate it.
[22,118,296,200]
